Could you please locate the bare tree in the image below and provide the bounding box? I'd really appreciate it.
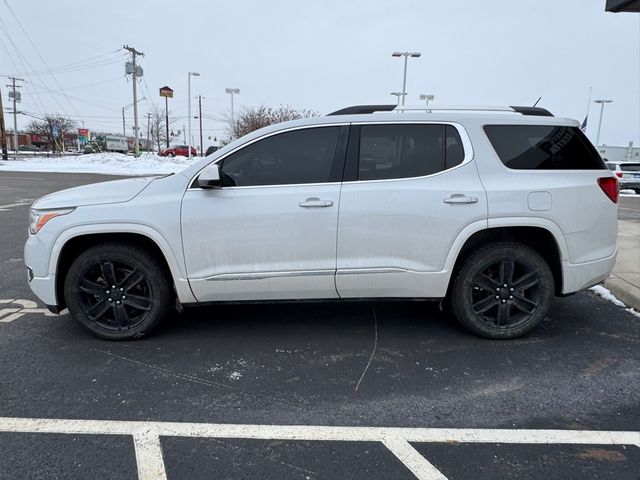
[26,115,76,152]
[149,106,176,152]
[227,105,318,141]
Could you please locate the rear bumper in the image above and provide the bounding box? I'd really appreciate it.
[562,248,617,294]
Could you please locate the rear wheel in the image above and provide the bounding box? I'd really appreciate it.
[450,242,554,339]
[64,243,174,340]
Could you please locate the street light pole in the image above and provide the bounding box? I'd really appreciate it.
[198,95,203,156]
[390,92,403,106]
[187,72,200,159]
[594,99,613,147]
[392,52,421,106]
[122,97,146,148]
[419,94,435,106]
[225,88,240,126]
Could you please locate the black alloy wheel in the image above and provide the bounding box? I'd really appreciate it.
[76,260,152,332]
[64,243,173,340]
[450,242,554,339]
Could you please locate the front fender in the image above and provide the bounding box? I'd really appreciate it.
[49,223,196,304]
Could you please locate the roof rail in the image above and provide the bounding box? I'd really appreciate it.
[328,105,396,115]
[328,104,554,117]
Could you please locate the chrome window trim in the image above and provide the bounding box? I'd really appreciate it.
[343,121,475,185]
[186,123,350,192]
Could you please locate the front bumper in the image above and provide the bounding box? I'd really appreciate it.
[27,273,58,307]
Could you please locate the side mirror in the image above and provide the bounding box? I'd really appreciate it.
[196,163,221,189]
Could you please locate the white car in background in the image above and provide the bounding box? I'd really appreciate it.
[605,161,640,193]
[25,105,619,340]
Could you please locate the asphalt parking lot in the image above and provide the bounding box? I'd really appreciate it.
[1,171,639,479]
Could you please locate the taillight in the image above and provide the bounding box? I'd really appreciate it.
[615,172,623,178]
[598,177,619,203]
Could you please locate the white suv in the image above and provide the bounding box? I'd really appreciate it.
[24,105,619,340]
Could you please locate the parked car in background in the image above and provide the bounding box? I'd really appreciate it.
[160,145,197,157]
[205,145,220,156]
[25,104,618,341]
[605,161,640,193]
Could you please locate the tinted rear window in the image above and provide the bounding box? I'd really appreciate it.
[620,163,640,172]
[484,125,605,170]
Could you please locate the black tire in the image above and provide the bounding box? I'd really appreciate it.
[449,242,554,339]
[64,243,174,340]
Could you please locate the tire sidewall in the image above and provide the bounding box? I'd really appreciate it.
[451,243,554,339]
[64,245,172,340]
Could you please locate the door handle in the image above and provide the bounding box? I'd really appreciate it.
[299,197,334,208]
[443,194,478,205]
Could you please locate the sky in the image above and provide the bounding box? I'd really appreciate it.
[0,0,639,147]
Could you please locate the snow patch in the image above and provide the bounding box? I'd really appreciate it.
[590,285,640,318]
[0,152,198,175]
[590,285,626,307]
[227,371,242,381]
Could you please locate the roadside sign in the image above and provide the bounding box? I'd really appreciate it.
[159,86,174,98]
[78,128,89,144]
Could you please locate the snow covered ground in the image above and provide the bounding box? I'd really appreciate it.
[0,153,199,175]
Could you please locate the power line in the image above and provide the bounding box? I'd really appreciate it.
[12,49,124,76]
[2,0,81,118]
[0,23,48,115]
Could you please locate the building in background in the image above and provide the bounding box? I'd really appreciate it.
[597,142,640,162]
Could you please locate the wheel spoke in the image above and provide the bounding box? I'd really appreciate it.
[123,294,151,311]
[499,259,515,285]
[85,299,111,321]
[473,273,500,292]
[472,295,498,314]
[100,261,117,286]
[78,277,105,296]
[512,291,538,309]
[512,270,539,290]
[496,302,510,326]
[121,269,145,291]
[113,303,130,327]
[512,297,536,315]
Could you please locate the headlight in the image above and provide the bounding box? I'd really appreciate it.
[29,208,75,235]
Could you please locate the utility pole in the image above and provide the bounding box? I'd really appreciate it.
[7,77,24,157]
[146,112,151,153]
[122,107,126,137]
[123,45,144,157]
[165,97,170,148]
[183,125,186,144]
[198,95,203,156]
[0,89,8,160]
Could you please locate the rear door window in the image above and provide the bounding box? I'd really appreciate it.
[484,125,605,170]
[357,124,465,181]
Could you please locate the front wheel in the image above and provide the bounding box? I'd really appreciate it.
[64,243,174,340]
[449,242,554,339]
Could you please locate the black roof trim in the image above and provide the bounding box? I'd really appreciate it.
[606,0,640,12]
[510,106,554,117]
[328,105,396,116]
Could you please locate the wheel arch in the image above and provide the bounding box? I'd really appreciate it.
[52,225,195,310]
[447,224,565,296]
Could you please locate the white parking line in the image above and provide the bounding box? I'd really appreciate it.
[0,200,32,212]
[0,299,56,323]
[0,417,638,480]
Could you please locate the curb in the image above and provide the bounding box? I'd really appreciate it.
[605,275,640,311]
